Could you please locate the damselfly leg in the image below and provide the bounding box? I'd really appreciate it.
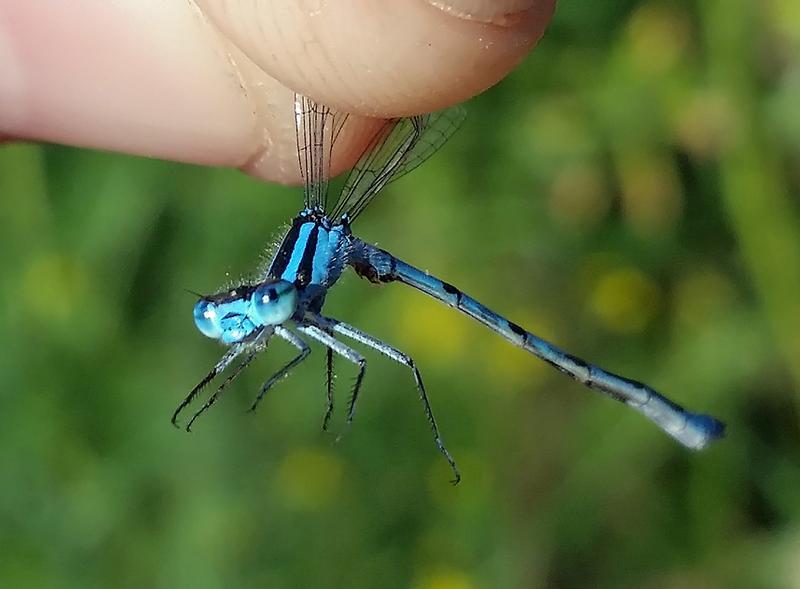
[309,313,461,484]
[247,326,311,413]
[172,332,264,427]
[296,323,367,434]
[323,347,335,432]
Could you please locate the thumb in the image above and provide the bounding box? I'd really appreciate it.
[0,0,554,184]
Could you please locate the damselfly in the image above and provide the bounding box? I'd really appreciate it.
[174,95,725,483]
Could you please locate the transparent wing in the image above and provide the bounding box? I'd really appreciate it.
[328,105,466,222]
[294,94,348,211]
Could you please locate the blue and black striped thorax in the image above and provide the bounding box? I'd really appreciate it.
[267,208,351,295]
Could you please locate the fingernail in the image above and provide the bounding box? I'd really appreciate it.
[426,0,539,26]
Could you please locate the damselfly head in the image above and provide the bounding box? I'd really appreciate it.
[192,279,297,344]
[194,280,298,344]
[193,294,255,343]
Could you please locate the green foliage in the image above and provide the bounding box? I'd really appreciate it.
[1,2,799,588]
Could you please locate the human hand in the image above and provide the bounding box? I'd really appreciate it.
[0,0,554,183]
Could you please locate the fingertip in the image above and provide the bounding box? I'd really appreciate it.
[425,0,554,27]
[232,73,386,184]
[0,0,554,185]
[0,1,260,167]
[197,0,555,117]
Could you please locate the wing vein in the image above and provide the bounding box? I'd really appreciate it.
[293,93,465,222]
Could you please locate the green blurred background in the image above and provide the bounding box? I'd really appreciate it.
[2,2,800,588]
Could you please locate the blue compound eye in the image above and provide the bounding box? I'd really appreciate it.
[250,280,298,326]
[193,299,223,339]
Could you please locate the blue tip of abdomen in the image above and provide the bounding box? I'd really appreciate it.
[688,413,726,445]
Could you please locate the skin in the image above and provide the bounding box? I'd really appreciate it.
[0,0,555,184]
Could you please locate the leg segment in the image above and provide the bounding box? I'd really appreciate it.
[323,347,335,431]
[319,315,461,484]
[171,328,270,427]
[248,326,311,413]
[186,340,267,431]
[296,324,366,430]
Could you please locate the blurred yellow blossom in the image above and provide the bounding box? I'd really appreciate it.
[589,267,661,334]
[275,447,344,510]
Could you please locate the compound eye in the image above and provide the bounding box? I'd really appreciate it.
[250,280,298,326]
[193,299,223,339]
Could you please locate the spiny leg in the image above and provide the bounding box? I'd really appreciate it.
[172,342,248,427]
[317,314,461,485]
[248,326,311,413]
[296,324,366,437]
[323,347,335,432]
[186,340,267,431]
